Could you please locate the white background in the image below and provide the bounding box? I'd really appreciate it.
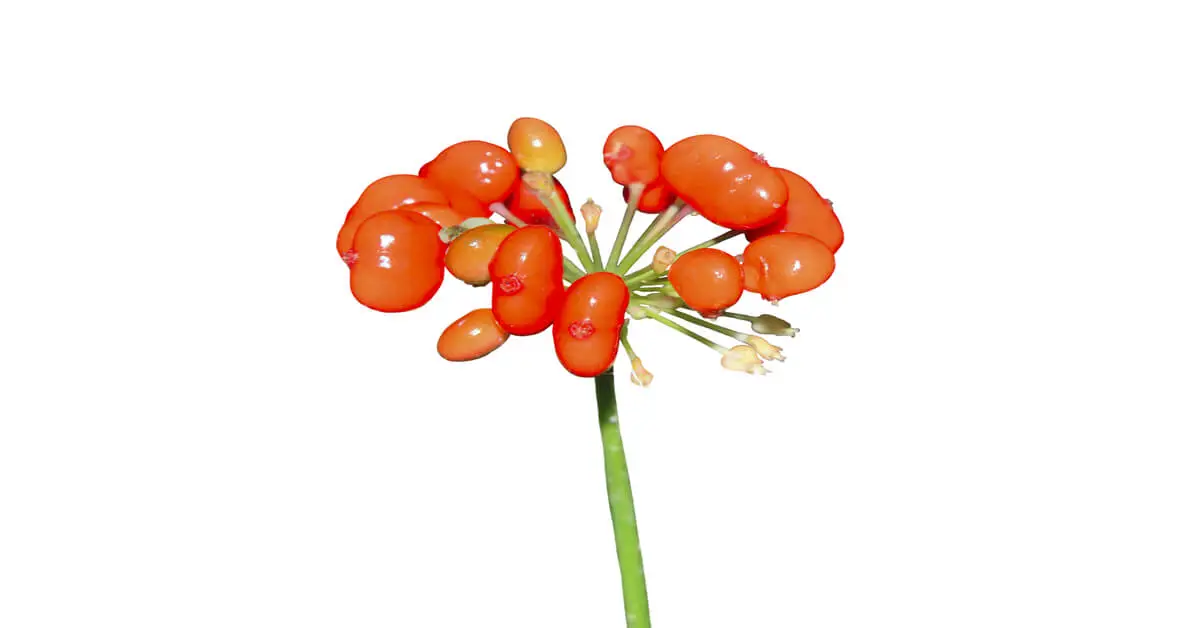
[2,1,1198,626]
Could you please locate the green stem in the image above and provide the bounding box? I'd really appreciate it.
[660,308,746,343]
[721,311,754,322]
[588,231,606,271]
[638,305,727,353]
[541,186,596,272]
[606,184,644,272]
[624,229,742,287]
[594,370,651,628]
[616,205,684,274]
[679,228,742,255]
[564,258,584,281]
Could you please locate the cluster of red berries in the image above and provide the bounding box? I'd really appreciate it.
[336,118,843,380]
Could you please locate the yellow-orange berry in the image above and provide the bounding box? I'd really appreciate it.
[507,117,567,174]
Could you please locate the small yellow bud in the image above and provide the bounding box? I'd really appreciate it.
[720,345,768,375]
[507,117,567,174]
[581,198,602,235]
[652,246,677,273]
[746,335,785,362]
[630,358,654,387]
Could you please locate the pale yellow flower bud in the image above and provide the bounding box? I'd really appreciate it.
[581,198,602,235]
[652,246,677,273]
[746,335,785,362]
[630,358,654,387]
[720,345,768,375]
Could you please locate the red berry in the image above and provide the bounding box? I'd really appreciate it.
[435,182,493,219]
[661,135,788,229]
[437,309,510,361]
[623,180,676,214]
[668,249,744,316]
[489,226,564,335]
[424,141,519,204]
[603,125,664,185]
[337,175,449,258]
[348,211,446,312]
[403,202,469,228]
[553,272,630,377]
[742,233,835,301]
[746,168,844,253]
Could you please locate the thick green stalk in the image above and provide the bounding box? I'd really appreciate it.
[594,371,651,628]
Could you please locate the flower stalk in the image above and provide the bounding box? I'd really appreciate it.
[594,370,652,628]
[606,184,644,272]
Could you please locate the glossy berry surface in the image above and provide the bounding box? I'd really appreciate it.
[403,202,469,228]
[348,210,446,312]
[661,134,788,230]
[742,233,835,301]
[507,117,567,174]
[668,249,744,316]
[337,175,450,258]
[437,308,510,361]
[623,180,676,214]
[489,226,564,335]
[553,272,630,377]
[446,223,516,286]
[424,141,519,204]
[603,125,664,186]
[434,182,492,219]
[746,168,844,253]
[507,176,573,226]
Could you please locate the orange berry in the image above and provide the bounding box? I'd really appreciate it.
[507,117,567,174]
[661,135,788,229]
[489,226,564,335]
[348,211,446,312]
[553,272,630,378]
[603,125,664,185]
[445,223,516,286]
[746,168,844,253]
[668,249,744,316]
[507,176,574,227]
[424,141,519,204]
[742,233,835,302]
[622,179,676,214]
[437,309,510,362]
[337,175,449,259]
